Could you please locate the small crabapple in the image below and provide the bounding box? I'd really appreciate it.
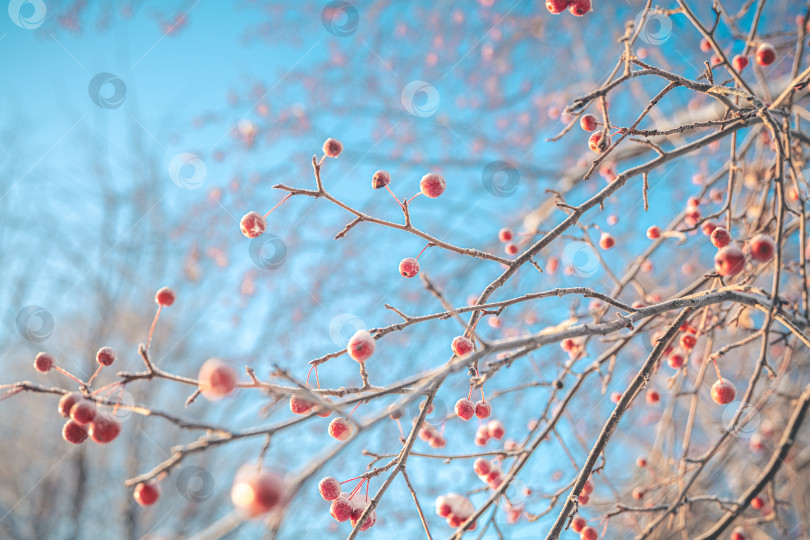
[34,352,54,373]
[435,496,452,517]
[371,170,390,189]
[487,420,505,439]
[715,246,746,277]
[62,420,88,444]
[240,211,267,239]
[580,114,597,132]
[680,334,697,350]
[231,465,285,518]
[711,378,736,404]
[755,43,776,66]
[580,526,598,540]
[749,234,775,262]
[322,138,342,158]
[473,458,491,476]
[429,435,446,448]
[632,486,645,500]
[331,494,353,522]
[668,352,685,369]
[505,243,518,255]
[711,227,731,248]
[347,329,375,363]
[88,413,121,444]
[70,400,97,425]
[599,232,615,250]
[751,496,764,510]
[561,338,576,352]
[399,257,420,278]
[198,358,238,400]
[636,457,648,467]
[610,391,622,403]
[568,0,590,16]
[646,390,660,404]
[588,131,610,153]
[316,397,333,417]
[732,54,748,71]
[498,228,513,242]
[545,0,570,14]
[420,172,446,198]
[289,395,315,415]
[155,286,176,306]
[134,482,161,506]
[730,528,747,540]
[571,515,587,533]
[451,335,474,358]
[58,392,81,418]
[455,398,475,421]
[702,222,717,236]
[318,476,341,501]
[700,38,712,52]
[328,417,352,441]
[475,400,492,419]
[96,346,116,367]
[646,226,661,239]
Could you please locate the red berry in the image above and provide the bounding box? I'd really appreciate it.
[317,397,333,417]
[96,346,116,367]
[505,243,519,255]
[582,480,594,495]
[62,419,88,444]
[240,211,267,239]
[546,0,570,14]
[399,257,420,278]
[58,392,81,418]
[731,528,747,540]
[749,234,775,262]
[685,207,701,226]
[155,286,176,307]
[429,435,446,448]
[636,457,648,467]
[702,222,718,236]
[475,400,492,419]
[578,493,589,505]
[632,486,645,499]
[700,38,712,52]
[580,525,598,540]
[568,0,590,16]
[561,338,576,352]
[34,352,54,373]
[588,132,610,153]
[473,458,491,476]
[290,395,315,415]
[322,138,343,158]
[487,420,505,439]
[732,54,748,71]
[330,494,353,522]
[88,413,121,444]
[70,399,97,425]
[372,170,390,189]
[680,334,697,350]
[499,228,513,242]
[751,496,764,510]
[455,398,475,421]
[711,378,736,404]
[134,482,161,506]
[198,359,238,400]
[318,476,341,501]
[580,114,597,132]
[231,465,284,518]
[715,246,746,277]
[668,352,685,369]
[599,232,615,250]
[328,417,352,441]
[347,329,375,363]
[420,172,446,198]
[451,336,474,358]
[711,227,731,248]
[571,515,587,532]
[646,390,660,404]
[755,43,776,66]
[610,391,622,403]
[646,226,661,239]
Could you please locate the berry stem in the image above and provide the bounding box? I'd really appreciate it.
[407,192,422,204]
[263,193,293,218]
[415,242,432,261]
[345,399,364,421]
[146,305,162,352]
[53,366,84,386]
[86,364,104,387]
[384,185,404,209]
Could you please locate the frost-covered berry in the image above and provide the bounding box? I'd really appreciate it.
[62,419,88,444]
[715,246,745,277]
[711,227,731,248]
[231,465,285,518]
[588,132,610,153]
[568,0,590,16]
[546,0,569,14]
[328,417,352,441]
[599,232,615,250]
[475,400,492,419]
[399,257,420,278]
[755,43,776,66]
[646,226,661,239]
[452,336,474,358]
[88,413,121,444]
[323,138,343,158]
[732,54,748,71]
[580,114,597,132]
[134,482,161,506]
[711,378,736,404]
[290,395,315,415]
[347,329,375,363]
[487,420,505,439]
[372,170,391,189]
[70,399,97,425]
[505,243,518,255]
[499,228,513,242]
[455,398,475,421]
[34,352,54,373]
[58,392,81,418]
[96,346,116,367]
[318,476,341,501]
[198,359,238,400]
[240,211,267,239]
[330,493,353,522]
[155,286,176,307]
[420,172,446,198]
[749,234,775,262]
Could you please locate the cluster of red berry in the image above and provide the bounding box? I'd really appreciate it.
[546,0,591,17]
[318,475,377,531]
